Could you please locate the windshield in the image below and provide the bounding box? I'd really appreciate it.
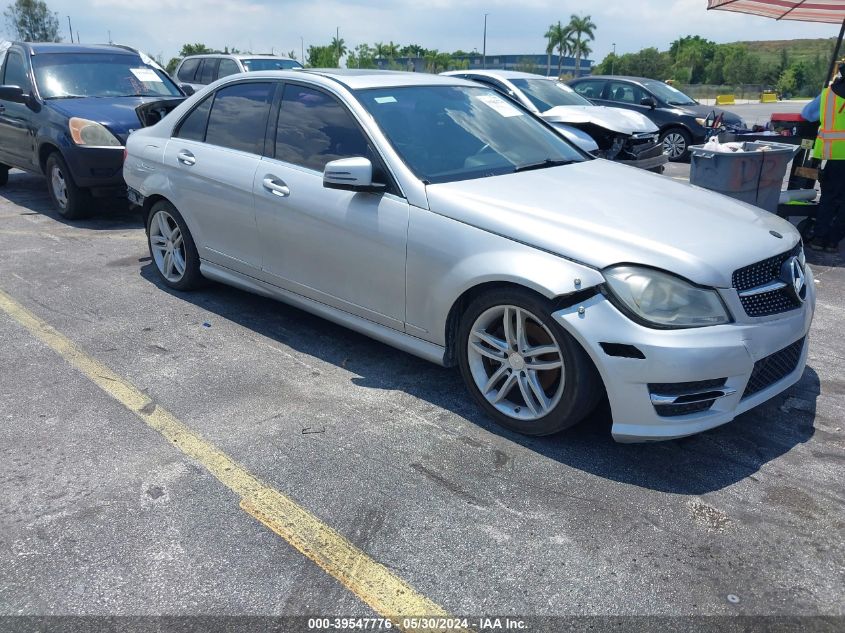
[242,58,302,71]
[32,53,181,99]
[358,86,585,185]
[510,78,592,111]
[642,81,697,106]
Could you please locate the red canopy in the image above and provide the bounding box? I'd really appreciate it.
[707,0,845,23]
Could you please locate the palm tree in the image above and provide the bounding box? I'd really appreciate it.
[544,24,556,76]
[544,22,575,78]
[568,14,596,78]
[331,36,347,62]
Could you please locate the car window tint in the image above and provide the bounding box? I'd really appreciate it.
[199,59,218,85]
[217,58,240,79]
[204,82,274,153]
[3,51,30,91]
[175,93,213,141]
[608,82,645,104]
[572,80,604,100]
[177,58,200,82]
[275,85,370,171]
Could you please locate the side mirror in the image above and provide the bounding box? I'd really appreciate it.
[179,83,195,96]
[323,157,385,193]
[0,85,26,103]
[640,96,657,109]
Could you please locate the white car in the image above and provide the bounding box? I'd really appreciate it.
[124,69,814,442]
[444,70,667,171]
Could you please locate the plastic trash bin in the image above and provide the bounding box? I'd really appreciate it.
[688,141,799,213]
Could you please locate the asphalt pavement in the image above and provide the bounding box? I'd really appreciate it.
[1,155,843,633]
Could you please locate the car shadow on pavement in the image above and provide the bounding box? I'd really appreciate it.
[139,263,820,496]
[0,170,142,230]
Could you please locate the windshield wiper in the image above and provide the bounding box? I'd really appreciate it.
[513,158,574,173]
[45,95,85,99]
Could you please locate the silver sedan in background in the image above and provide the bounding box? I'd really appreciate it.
[124,69,814,442]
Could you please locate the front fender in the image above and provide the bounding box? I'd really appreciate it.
[405,206,604,346]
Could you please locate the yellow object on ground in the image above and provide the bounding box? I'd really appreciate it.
[760,92,778,103]
[716,94,736,105]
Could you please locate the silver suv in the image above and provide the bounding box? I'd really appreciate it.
[124,70,815,442]
[174,54,301,93]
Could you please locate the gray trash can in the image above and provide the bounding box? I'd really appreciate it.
[688,141,798,213]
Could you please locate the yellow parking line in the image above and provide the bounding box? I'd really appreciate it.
[0,287,467,632]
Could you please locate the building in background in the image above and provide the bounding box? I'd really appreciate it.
[375,53,593,76]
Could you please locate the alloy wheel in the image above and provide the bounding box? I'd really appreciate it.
[662,132,687,160]
[50,165,68,209]
[466,305,565,421]
[149,209,187,283]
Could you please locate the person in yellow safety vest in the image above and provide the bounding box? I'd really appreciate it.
[802,63,845,253]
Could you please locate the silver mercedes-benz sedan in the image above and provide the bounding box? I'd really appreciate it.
[124,69,815,443]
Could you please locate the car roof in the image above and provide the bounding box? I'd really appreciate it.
[17,42,139,55]
[293,69,477,90]
[443,69,551,81]
[181,53,298,61]
[573,75,662,85]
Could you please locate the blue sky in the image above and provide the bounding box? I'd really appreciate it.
[5,0,840,63]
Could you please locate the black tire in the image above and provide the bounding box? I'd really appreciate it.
[146,200,204,291]
[660,127,692,162]
[45,152,92,219]
[457,287,602,436]
[797,217,816,241]
[0,164,9,187]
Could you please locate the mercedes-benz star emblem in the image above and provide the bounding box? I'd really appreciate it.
[780,256,806,303]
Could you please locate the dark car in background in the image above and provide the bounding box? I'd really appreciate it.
[568,75,746,161]
[175,54,302,94]
[0,42,185,218]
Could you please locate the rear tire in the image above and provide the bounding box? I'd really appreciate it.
[146,200,204,291]
[661,127,692,162]
[457,288,601,436]
[46,152,92,219]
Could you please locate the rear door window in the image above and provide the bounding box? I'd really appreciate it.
[204,81,274,154]
[572,80,606,100]
[175,93,213,141]
[177,58,200,82]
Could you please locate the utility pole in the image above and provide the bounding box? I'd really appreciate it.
[300,36,304,63]
[67,16,73,43]
[108,30,112,44]
[611,43,616,75]
[482,13,488,69]
[336,26,340,62]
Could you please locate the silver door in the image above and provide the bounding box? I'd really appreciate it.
[253,83,408,329]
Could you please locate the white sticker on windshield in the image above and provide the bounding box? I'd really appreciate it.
[475,94,522,117]
[374,96,397,104]
[130,67,163,83]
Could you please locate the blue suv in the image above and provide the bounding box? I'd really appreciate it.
[0,42,185,218]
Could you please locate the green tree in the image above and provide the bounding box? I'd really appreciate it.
[330,35,347,61]
[307,44,339,68]
[4,0,60,42]
[545,22,575,78]
[567,14,596,78]
[346,43,377,69]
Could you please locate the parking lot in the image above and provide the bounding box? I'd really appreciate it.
[1,102,844,631]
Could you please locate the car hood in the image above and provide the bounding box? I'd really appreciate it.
[47,96,185,142]
[542,105,658,135]
[670,103,744,125]
[425,159,798,289]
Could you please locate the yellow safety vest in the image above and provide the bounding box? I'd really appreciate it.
[814,87,845,160]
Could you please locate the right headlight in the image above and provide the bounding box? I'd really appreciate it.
[604,265,731,328]
[68,117,122,147]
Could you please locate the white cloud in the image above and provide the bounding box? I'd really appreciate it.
[13,0,839,63]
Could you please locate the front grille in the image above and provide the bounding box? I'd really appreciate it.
[732,244,803,318]
[742,337,805,398]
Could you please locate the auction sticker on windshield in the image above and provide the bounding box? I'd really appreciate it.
[475,94,522,117]
[130,67,162,82]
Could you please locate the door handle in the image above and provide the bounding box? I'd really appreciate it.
[262,176,290,197]
[177,150,196,166]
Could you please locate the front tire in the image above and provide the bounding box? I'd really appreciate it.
[457,288,601,436]
[661,127,692,162]
[146,201,203,291]
[46,152,92,219]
